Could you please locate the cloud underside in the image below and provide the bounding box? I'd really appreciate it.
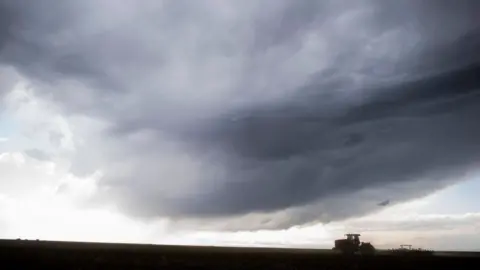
[1,0,480,230]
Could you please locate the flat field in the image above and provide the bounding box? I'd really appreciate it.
[0,239,478,269]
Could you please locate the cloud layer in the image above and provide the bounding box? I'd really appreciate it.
[1,0,480,229]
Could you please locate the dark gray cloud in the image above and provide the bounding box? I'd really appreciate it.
[0,0,479,229]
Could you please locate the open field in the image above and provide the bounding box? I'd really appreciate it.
[1,239,479,269]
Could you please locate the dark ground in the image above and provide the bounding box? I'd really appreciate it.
[0,239,478,269]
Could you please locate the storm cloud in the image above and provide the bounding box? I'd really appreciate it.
[1,0,479,229]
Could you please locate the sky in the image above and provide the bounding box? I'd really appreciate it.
[0,0,480,251]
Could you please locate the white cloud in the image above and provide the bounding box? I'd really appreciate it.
[3,79,75,153]
[0,147,169,243]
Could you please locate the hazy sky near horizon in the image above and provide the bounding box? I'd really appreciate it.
[1,0,480,250]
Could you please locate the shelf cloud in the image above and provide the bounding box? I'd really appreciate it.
[1,0,479,229]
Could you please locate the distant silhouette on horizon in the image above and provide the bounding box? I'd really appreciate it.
[378,199,390,206]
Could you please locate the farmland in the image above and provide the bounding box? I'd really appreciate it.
[0,239,478,269]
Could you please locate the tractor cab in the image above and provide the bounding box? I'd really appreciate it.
[333,233,375,255]
[345,234,361,246]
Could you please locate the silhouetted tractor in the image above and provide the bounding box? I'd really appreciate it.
[333,234,375,255]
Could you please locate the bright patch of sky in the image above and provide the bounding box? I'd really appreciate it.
[417,177,480,215]
[0,114,16,139]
